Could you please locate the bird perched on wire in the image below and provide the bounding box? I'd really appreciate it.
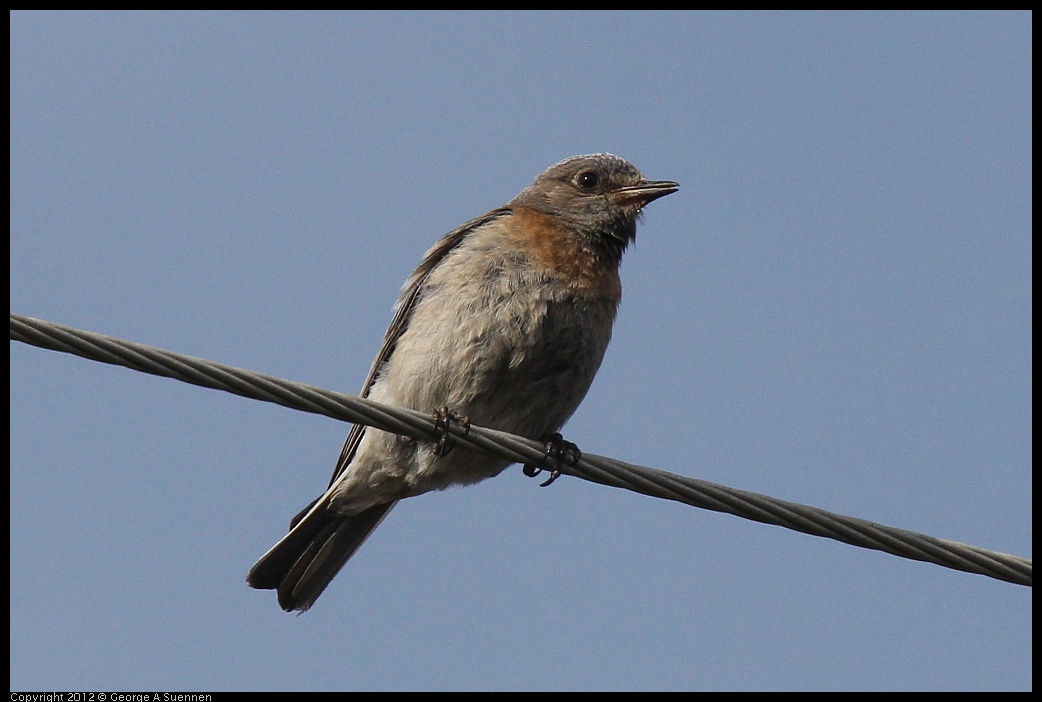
[247,153,678,611]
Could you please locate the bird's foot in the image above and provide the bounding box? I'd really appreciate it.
[432,406,470,457]
[523,432,581,487]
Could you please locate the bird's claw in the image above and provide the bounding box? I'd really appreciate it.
[432,406,470,457]
[523,432,581,487]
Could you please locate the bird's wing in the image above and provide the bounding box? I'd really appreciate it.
[324,207,512,488]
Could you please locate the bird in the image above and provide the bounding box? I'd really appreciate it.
[247,153,678,611]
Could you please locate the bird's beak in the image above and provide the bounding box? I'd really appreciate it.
[613,180,680,208]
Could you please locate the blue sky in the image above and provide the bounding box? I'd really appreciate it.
[10,11,1031,691]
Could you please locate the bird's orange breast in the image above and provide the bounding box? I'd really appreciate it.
[508,206,622,301]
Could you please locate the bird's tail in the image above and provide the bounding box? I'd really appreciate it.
[247,498,396,612]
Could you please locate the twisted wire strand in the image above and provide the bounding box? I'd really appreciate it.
[10,312,1031,587]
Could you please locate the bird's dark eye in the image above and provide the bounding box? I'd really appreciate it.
[576,170,599,190]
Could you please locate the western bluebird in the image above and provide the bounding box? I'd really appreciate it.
[247,153,678,611]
